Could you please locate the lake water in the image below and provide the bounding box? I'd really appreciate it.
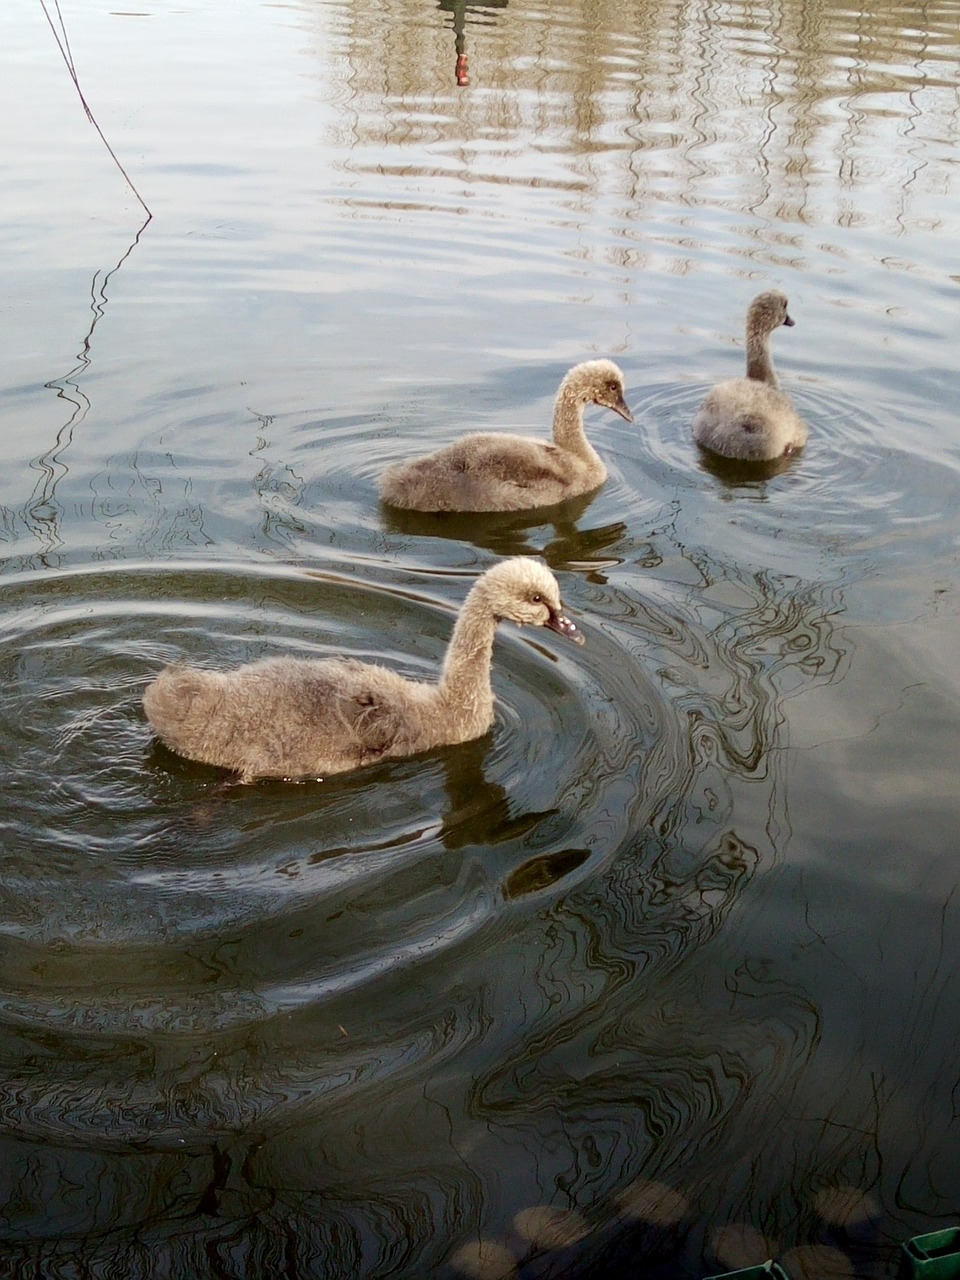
[1,1,959,1276]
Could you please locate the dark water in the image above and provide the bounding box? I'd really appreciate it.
[1,0,959,1276]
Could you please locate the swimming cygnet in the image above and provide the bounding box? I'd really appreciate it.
[143,558,584,781]
[379,359,633,512]
[693,290,808,461]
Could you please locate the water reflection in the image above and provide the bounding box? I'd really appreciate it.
[0,512,931,1239]
[451,560,851,1272]
[437,735,559,852]
[335,0,960,240]
[696,445,801,486]
[0,508,865,1275]
[2,0,959,1274]
[22,219,151,568]
[503,847,590,900]
[381,494,628,578]
[438,0,509,87]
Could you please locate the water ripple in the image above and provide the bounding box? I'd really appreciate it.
[607,377,960,607]
[0,556,651,1150]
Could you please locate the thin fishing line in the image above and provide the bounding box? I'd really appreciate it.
[38,0,152,217]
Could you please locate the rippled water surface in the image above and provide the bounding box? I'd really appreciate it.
[2,0,959,1276]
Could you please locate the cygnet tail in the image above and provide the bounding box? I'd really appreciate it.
[143,664,223,751]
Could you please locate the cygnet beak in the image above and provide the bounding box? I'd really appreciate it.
[612,394,634,423]
[547,608,585,645]
[783,312,795,327]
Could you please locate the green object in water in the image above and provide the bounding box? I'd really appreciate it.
[900,1228,960,1279]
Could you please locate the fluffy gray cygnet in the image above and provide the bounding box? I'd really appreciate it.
[143,558,584,781]
[379,359,633,511]
[693,290,808,461]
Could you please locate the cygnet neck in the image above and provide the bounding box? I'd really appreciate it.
[437,586,499,736]
[745,324,779,387]
[552,379,604,465]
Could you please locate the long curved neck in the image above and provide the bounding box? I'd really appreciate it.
[437,588,498,739]
[551,382,602,464]
[745,326,778,387]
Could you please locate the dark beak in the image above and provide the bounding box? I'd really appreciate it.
[612,394,634,423]
[547,607,585,645]
[783,312,795,327]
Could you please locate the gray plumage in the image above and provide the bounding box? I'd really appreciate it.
[379,359,633,512]
[143,558,584,781]
[693,290,808,461]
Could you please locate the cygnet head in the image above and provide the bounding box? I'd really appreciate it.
[748,289,794,336]
[562,359,633,423]
[474,557,585,644]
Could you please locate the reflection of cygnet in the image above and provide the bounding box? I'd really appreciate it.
[693,290,808,461]
[379,360,633,512]
[143,559,584,781]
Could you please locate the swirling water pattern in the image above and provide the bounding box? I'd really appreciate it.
[1,0,959,1276]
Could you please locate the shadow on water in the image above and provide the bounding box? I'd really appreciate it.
[381,494,629,580]
[695,445,803,487]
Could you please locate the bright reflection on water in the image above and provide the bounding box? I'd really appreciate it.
[0,0,959,1275]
